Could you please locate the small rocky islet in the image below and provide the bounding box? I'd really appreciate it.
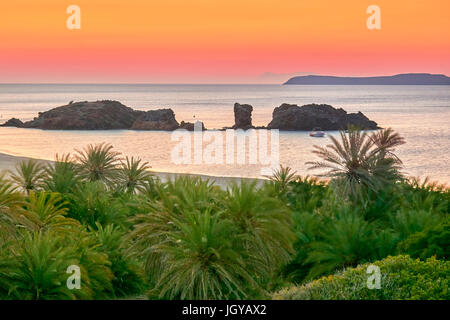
[1,100,378,131]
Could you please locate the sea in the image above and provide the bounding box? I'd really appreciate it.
[0,84,449,183]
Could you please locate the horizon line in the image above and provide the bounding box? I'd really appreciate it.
[1,72,448,86]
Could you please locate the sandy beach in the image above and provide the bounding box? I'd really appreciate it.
[0,152,52,173]
[0,152,264,188]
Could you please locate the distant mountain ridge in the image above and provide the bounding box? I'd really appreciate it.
[284,73,450,85]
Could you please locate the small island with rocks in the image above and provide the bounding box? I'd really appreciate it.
[267,103,378,130]
[1,100,378,131]
[0,100,202,131]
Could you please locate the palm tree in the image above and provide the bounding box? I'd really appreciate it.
[91,223,145,297]
[370,127,405,158]
[223,181,295,282]
[22,191,76,233]
[306,127,405,199]
[0,227,114,300]
[43,154,80,194]
[74,143,121,185]
[68,181,128,228]
[136,209,251,299]
[9,159,46,194]
[368,127,405,182]
[264,165,298,194]
[127,178,266,299]
[0,231,82,300]
[117,156,152,194]
[0,174,22,209]
[0,175,24,244]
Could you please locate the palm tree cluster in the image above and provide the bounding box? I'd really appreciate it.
[128,177,295,299]
[0,128,448,300]
[10,143,153,195]
[0,143,295,299]
[279,128,449,285]
[0,143,153,299]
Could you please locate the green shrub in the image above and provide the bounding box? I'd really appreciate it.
[285,176,327,213]
[281,176,329,283]
[283,204,398,283]
[390,208,443,241]
[398,217,450,260]
[281,210,322,283]
[274,255,449,300]
[305,209,397,279]
[402,178,449,214]
[359,185,402,222]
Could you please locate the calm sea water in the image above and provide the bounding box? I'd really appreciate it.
[0,84,449,183]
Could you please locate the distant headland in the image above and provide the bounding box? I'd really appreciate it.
[283,73,450,85]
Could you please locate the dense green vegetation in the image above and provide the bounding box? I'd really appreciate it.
[274,255,449,300]
[0,127,448,300]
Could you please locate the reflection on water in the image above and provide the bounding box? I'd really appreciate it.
[0,84,449,183]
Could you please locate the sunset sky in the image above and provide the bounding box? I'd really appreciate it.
[0,0,449,83]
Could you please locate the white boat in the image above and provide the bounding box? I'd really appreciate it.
[309,127,326,137]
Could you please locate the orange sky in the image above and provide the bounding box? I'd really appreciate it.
[0,0,449,83]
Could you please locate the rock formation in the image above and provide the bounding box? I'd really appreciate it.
[1,101,184,131]
[130,109,179,131]
[232,103,253,130]
[0,118,23,127]
[267,103,378,131]
[20,100,143,130]
[179,121,206,131]
[0,100,379,132]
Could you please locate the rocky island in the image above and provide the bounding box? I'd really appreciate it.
[18,100,143,130]
[267,103,378,130]
[1,100,378,131]
[0,100,201,131]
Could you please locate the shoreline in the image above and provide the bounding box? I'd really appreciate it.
[0,152,265,188]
